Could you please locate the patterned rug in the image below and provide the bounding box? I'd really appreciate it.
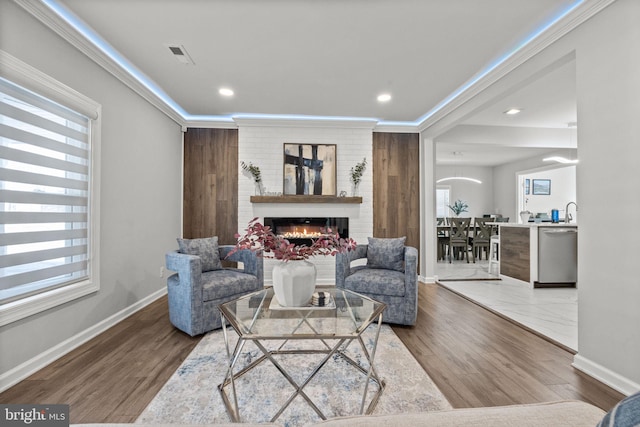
[136,324,451,426]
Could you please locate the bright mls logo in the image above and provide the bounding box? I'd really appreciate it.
[1,404,69,426]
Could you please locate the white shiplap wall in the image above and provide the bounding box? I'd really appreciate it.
[237,123,374,284]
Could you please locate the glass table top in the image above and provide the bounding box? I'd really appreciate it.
[218,287,386,339]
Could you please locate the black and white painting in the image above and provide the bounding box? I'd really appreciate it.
[283,143,337,195]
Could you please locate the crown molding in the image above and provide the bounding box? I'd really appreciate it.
[373,124,420,134]
[232,117,378,129]
[14,0,186,126]
[184,119,238,129]
[417,0,617,133]
[15,0,616,131]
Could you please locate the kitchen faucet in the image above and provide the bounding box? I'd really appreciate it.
[565,202,577,223]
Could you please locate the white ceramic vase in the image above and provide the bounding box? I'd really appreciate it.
[272,259,317,307]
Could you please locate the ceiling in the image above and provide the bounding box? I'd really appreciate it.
[55,0,581,125]
[36,0,584,168]
[435,56,577,166]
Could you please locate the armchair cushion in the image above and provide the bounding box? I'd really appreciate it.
[345,266,406,297]
[367,237,406,272]
[201,269,261,301]
[177,236,222,272]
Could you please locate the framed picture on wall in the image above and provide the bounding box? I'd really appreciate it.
[525,179,530,195]
[283,143,337,195]
[532,179,551,195]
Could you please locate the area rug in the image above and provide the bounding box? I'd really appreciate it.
[136,324,451,426]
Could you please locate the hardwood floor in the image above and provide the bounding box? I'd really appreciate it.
[0,283,624,423]
[0,298,201,423]
[393,283,623,410]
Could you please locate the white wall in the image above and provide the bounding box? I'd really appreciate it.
[521,166,576,221]
[0,2,182,383]
[493,149,577,222]
[570,0,640,393]
[435,165,494,219]
[428,0,640,393]
[237,123,374,284]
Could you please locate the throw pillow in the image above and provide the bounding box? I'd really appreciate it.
[367,237,406,272]
[597,391,640,427]
[177,236,222,272]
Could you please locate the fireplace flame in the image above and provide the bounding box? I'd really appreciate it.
[280,226,323,240]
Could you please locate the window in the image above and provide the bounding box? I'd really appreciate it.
[0,54,100,326]
[436,186,451,218]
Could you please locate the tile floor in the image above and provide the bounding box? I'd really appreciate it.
[436,260,578,351]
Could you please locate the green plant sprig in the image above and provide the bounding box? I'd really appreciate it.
[350,158,367,186]
[241,161,262,183]
[448,199,469,216]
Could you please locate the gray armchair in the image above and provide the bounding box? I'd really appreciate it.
[165,244,263,336]
[336,239,418,326]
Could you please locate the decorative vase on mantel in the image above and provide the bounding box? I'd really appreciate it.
[254,181,264,196]
[351,182,360,197]
[271,259,317,307]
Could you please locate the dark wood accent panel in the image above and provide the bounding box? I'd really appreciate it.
[250,195,362,203]
[1,285,623,423]
[500,226,531,282]
[372,132,420,254]
[183,128,238,243]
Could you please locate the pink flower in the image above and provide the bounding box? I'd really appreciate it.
[229,217,357,261]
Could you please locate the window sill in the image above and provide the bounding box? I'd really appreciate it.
[0,280,99,327]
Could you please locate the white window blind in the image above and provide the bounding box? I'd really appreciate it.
[0,77,91,304]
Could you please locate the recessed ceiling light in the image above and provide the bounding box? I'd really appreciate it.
[377,93,391,102]
[504,108,522,115]
[219,88,234,97]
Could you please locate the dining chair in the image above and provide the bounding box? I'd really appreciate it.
[488,234,500,275]
[472,217,493,262]
[437,217,448,261]
[448,217,471,263]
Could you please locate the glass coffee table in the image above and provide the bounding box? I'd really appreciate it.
[217,287,386,423]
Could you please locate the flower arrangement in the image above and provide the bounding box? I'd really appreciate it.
[448,199,469,216]
[350,158,367,187]
[240,161,262,183]
[231,217,357,261]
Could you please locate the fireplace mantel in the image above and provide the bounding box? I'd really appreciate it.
[250,195,362,204]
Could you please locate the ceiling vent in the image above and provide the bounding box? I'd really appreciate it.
[165,44,195,65]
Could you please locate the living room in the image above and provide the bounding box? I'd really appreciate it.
[1,0,639,425]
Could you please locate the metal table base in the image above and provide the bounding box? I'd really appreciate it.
[218,312,385,423]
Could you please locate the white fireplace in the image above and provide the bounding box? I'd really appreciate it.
[237,120,374,284]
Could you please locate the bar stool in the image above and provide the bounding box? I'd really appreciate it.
[488,234,500,275]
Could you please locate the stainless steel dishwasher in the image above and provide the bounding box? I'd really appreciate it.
[537,227,578,286]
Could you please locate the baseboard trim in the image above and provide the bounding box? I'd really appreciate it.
[0,288,167,393]
[420,275,437,284]
[572,354,640,396]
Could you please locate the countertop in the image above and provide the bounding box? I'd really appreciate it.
[495,222,578,228]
